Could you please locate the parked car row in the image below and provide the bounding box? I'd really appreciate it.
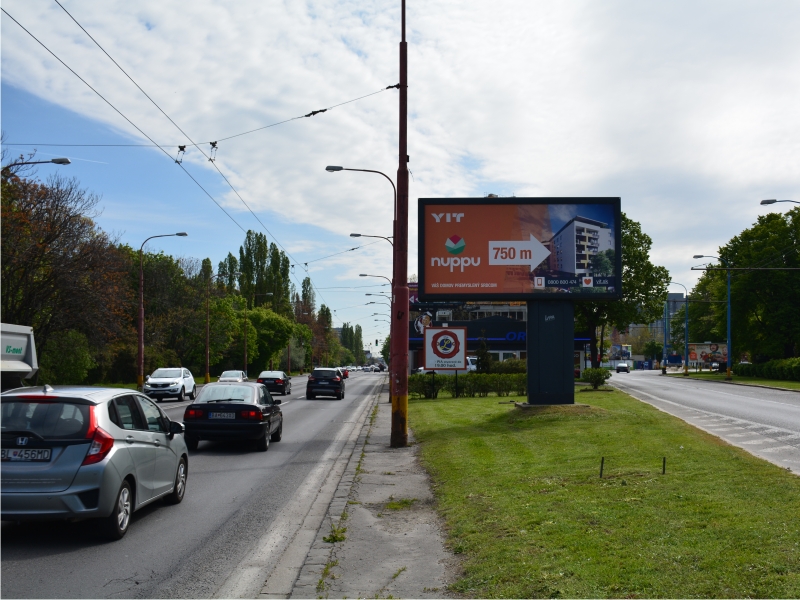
[1,376,286,540]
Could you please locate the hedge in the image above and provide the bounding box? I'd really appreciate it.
[732,358,800,381]
[408,372,527,399]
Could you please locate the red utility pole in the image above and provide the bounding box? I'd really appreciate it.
[390,0,409,447]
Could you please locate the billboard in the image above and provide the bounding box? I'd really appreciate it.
[688,343,727,365]
[419,198,622,301]
[423,327,467,370]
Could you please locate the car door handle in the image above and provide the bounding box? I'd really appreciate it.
[126,435,134,444]
[154,439,160,447]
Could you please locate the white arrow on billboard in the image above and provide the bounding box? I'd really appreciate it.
[488,234,550,271]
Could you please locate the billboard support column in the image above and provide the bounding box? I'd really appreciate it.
[526,301,575,405]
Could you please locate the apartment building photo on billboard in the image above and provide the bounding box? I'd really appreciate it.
[549,216,614,277]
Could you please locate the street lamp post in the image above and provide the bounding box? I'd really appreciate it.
[350,232,394,246]
[3,157,71,167]
[670,281,690,376]
[760,199,800,205]
[694,254,732,380]
[138,233,188,389]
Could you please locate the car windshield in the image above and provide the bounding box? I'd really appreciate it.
[219,371,240,378]
[1,399,91,439]
[151,368,181,378]
[195,385,253,403]
[312,369,337,379]
[259,371,283,378]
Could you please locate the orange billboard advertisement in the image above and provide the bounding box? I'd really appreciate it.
[418,198,621,300]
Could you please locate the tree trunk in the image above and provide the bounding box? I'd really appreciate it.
[598,323,606,368]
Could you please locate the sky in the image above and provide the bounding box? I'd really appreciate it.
[2,0,799,344]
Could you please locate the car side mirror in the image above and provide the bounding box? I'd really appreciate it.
[274,398,282,405]
[168,420,185,439]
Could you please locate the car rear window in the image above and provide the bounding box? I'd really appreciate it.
[1,400,90,439]
[219,371,240,378]
[259,371,283,378]
[312,370,337,379]
[195,385,254,403]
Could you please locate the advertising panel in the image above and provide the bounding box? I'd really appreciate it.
[688,343,727,365]
[423,327,467,370]
[419,198,622,301]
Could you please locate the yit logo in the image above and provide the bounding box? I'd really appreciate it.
[431,212,465,223]
[445,235,466,255]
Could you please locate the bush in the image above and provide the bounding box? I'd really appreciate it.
[581,367,612,390]
[733,358,800,382]
[39,330,97,385]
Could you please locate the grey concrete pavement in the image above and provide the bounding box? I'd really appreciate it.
[610,369,800,473]
[270,382,456,599]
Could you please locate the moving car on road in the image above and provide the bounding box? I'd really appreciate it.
[182,382,282,452]
[616,364,630,373]
[256,370,292,395]
[218,370,247,382]
[144,367,196,402]
[1,385,188,540]
[306,368,345,400]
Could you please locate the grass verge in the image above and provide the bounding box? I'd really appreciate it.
[412,391,800,598]
[666,371,800,391]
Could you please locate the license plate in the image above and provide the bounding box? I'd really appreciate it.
[1,448,52,462]
[209,412,235,419]
[317,381,328,385]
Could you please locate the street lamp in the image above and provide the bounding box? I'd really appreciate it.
[669,281,690,377]
[360,273,393,285]
[368,301,392,308]
[3,157,72,168]
[350,232,394,246]
[760,199,800,205]
[693,254,732,380]
[366,292,391,299]
[138,232,188,389]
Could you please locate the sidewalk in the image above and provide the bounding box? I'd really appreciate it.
[289,383,457,599]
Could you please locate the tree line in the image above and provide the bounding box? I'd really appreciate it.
[1,165,366,384]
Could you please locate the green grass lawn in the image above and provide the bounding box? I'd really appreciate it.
[666,371,800,391]
[411,390,800,598]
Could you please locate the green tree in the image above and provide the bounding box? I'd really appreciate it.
[590,249,615,277]
[576,214,671,368]
[353,325,364,365]
[38,330,97,384]
[381,336,391,364]
[248,307,296,372]
[475,337,494,373]
[643,339,663,363]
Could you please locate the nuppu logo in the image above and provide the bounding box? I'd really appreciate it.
[431,235,481,272]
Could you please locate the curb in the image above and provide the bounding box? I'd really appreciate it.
[287,384,383,598]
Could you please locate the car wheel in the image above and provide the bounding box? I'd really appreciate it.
[255,431,269,452]
[101,481,132,540]
[177,387,185,402]
[164,457,187,505]
[189,385,196,400]
[270,422,283,442]
[336,391,343,400]
[186,436,199,451]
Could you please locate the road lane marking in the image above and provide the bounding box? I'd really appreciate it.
[213,377,386,599]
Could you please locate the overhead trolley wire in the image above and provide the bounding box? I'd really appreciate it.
[1,6,249,235]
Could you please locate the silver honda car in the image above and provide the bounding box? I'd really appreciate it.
[1,385,188,540]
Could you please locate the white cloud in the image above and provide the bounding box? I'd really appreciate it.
[2,0,799,301]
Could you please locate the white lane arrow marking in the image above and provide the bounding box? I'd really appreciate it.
[488,234,550,272]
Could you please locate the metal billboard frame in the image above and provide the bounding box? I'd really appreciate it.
[418,197,622,302]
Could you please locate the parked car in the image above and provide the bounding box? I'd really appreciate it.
[256,370,292,395]
[144,367,196,402]
[616,364,630,373]
[182,382,282,452]
[218,370,247,382]
[306,368,345,400]
[1,385,188,540]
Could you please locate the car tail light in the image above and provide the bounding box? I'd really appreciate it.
[85,404,99,439]
[257,378,265,383]
[275,379,283,384]
[184,408,204,420]
[240,410,262,420]
[307,376,316,382]
[332,376,341,382]
[82,426,114,466]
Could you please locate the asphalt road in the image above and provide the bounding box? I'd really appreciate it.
[610,369,800,473]
[0,371,386,599]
